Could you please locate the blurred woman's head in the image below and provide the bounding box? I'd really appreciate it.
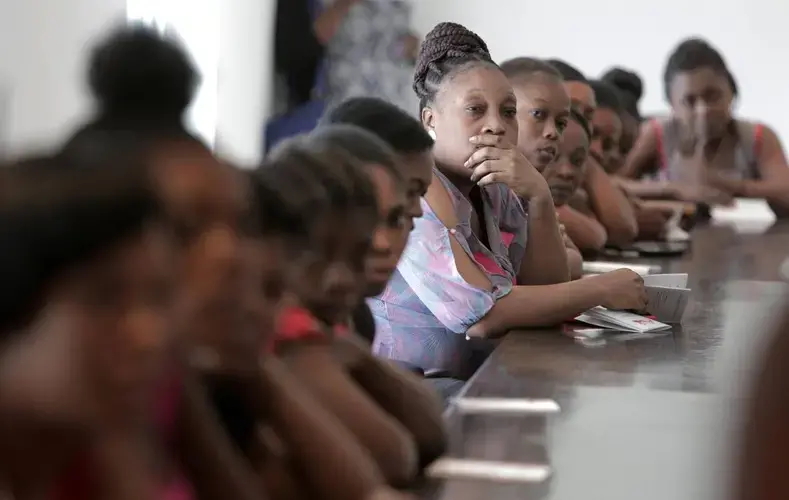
[262,136,379,324]
[309,125,407,298]
[413,22,517,179]
[0,154,172,428]
[547,59,596,125]
[322,97,434,226]
[543,110,592,206]
[602,67,643,155]
[248,172,308,342]
[663,38,737,140]
[588,80,625,173]
[500,57,570,172]
[62,23,258,367]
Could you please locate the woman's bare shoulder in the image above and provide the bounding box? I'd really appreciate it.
[423,172,459,228]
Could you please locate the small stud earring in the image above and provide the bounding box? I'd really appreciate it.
[428,129,437,140]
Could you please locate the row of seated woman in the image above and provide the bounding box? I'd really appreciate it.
[362,22,789,384]
[3,18,789,500]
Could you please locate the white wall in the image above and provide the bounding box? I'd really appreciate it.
[0,0,276,163]
[0,0,127,152]
[128,0,276,164]
[412,0,789,142]
[128,0,222,149]
[215,0,276,165]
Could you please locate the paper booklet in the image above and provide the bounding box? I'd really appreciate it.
[575,307,671,333]
[643,273,690,324]
[581,261,656,276]
[664,209,690,242]
[575,274,690,331]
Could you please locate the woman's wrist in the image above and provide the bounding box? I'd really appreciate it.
[525,190,556,215]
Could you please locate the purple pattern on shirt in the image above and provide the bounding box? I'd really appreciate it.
[325,0,418,115]
[368,169,528,379]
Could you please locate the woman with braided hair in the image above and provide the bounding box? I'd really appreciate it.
[368,22,647,379]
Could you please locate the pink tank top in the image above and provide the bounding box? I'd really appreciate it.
[472,231,517,285]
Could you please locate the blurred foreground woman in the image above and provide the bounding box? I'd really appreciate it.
[60,23,269,500]
[0,156,177,499]
[737,303,789,500]
[61,22,416,500]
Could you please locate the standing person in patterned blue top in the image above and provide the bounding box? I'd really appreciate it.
[326,0,421,115]
[369,22,648,379]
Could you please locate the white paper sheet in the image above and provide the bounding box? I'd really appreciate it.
[453,397,561,415]
[664,209,690,241]
[645,285,690,323]
[582,261,656,276]
[427,458,552,483]
[643,273,689,288]
[575,307,671,333]
[642,274,690,323]
[711,198,775,223]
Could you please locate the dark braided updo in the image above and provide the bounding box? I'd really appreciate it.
[413,22,496,110]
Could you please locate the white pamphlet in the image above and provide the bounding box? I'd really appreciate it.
[453,397,561,415]
[427,458,551,483]
[643,273,690,323]
[582,261,656,276]
[664,209,690,241]
[643,273,688,288]
[575,306,671,333]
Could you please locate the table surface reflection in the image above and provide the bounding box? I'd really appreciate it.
[419,222,789,500]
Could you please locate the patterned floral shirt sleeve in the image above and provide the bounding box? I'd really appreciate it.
[383,198,506,334]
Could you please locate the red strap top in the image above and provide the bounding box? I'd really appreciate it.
[268,306,349,354]
[753,123,765,159]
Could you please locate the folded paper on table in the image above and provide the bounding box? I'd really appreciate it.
[453,397,561,415]
[642,274,690,323]
[711,198,776,233]
[575,306,671,333]
[643,273,688,288]
[711,198,775,223]
[582,261,656,276]
[645,285,690,323]
[665,209,690,242]
[427,458,551,483]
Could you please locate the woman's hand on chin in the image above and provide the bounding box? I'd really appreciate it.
[465,135,551,200]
